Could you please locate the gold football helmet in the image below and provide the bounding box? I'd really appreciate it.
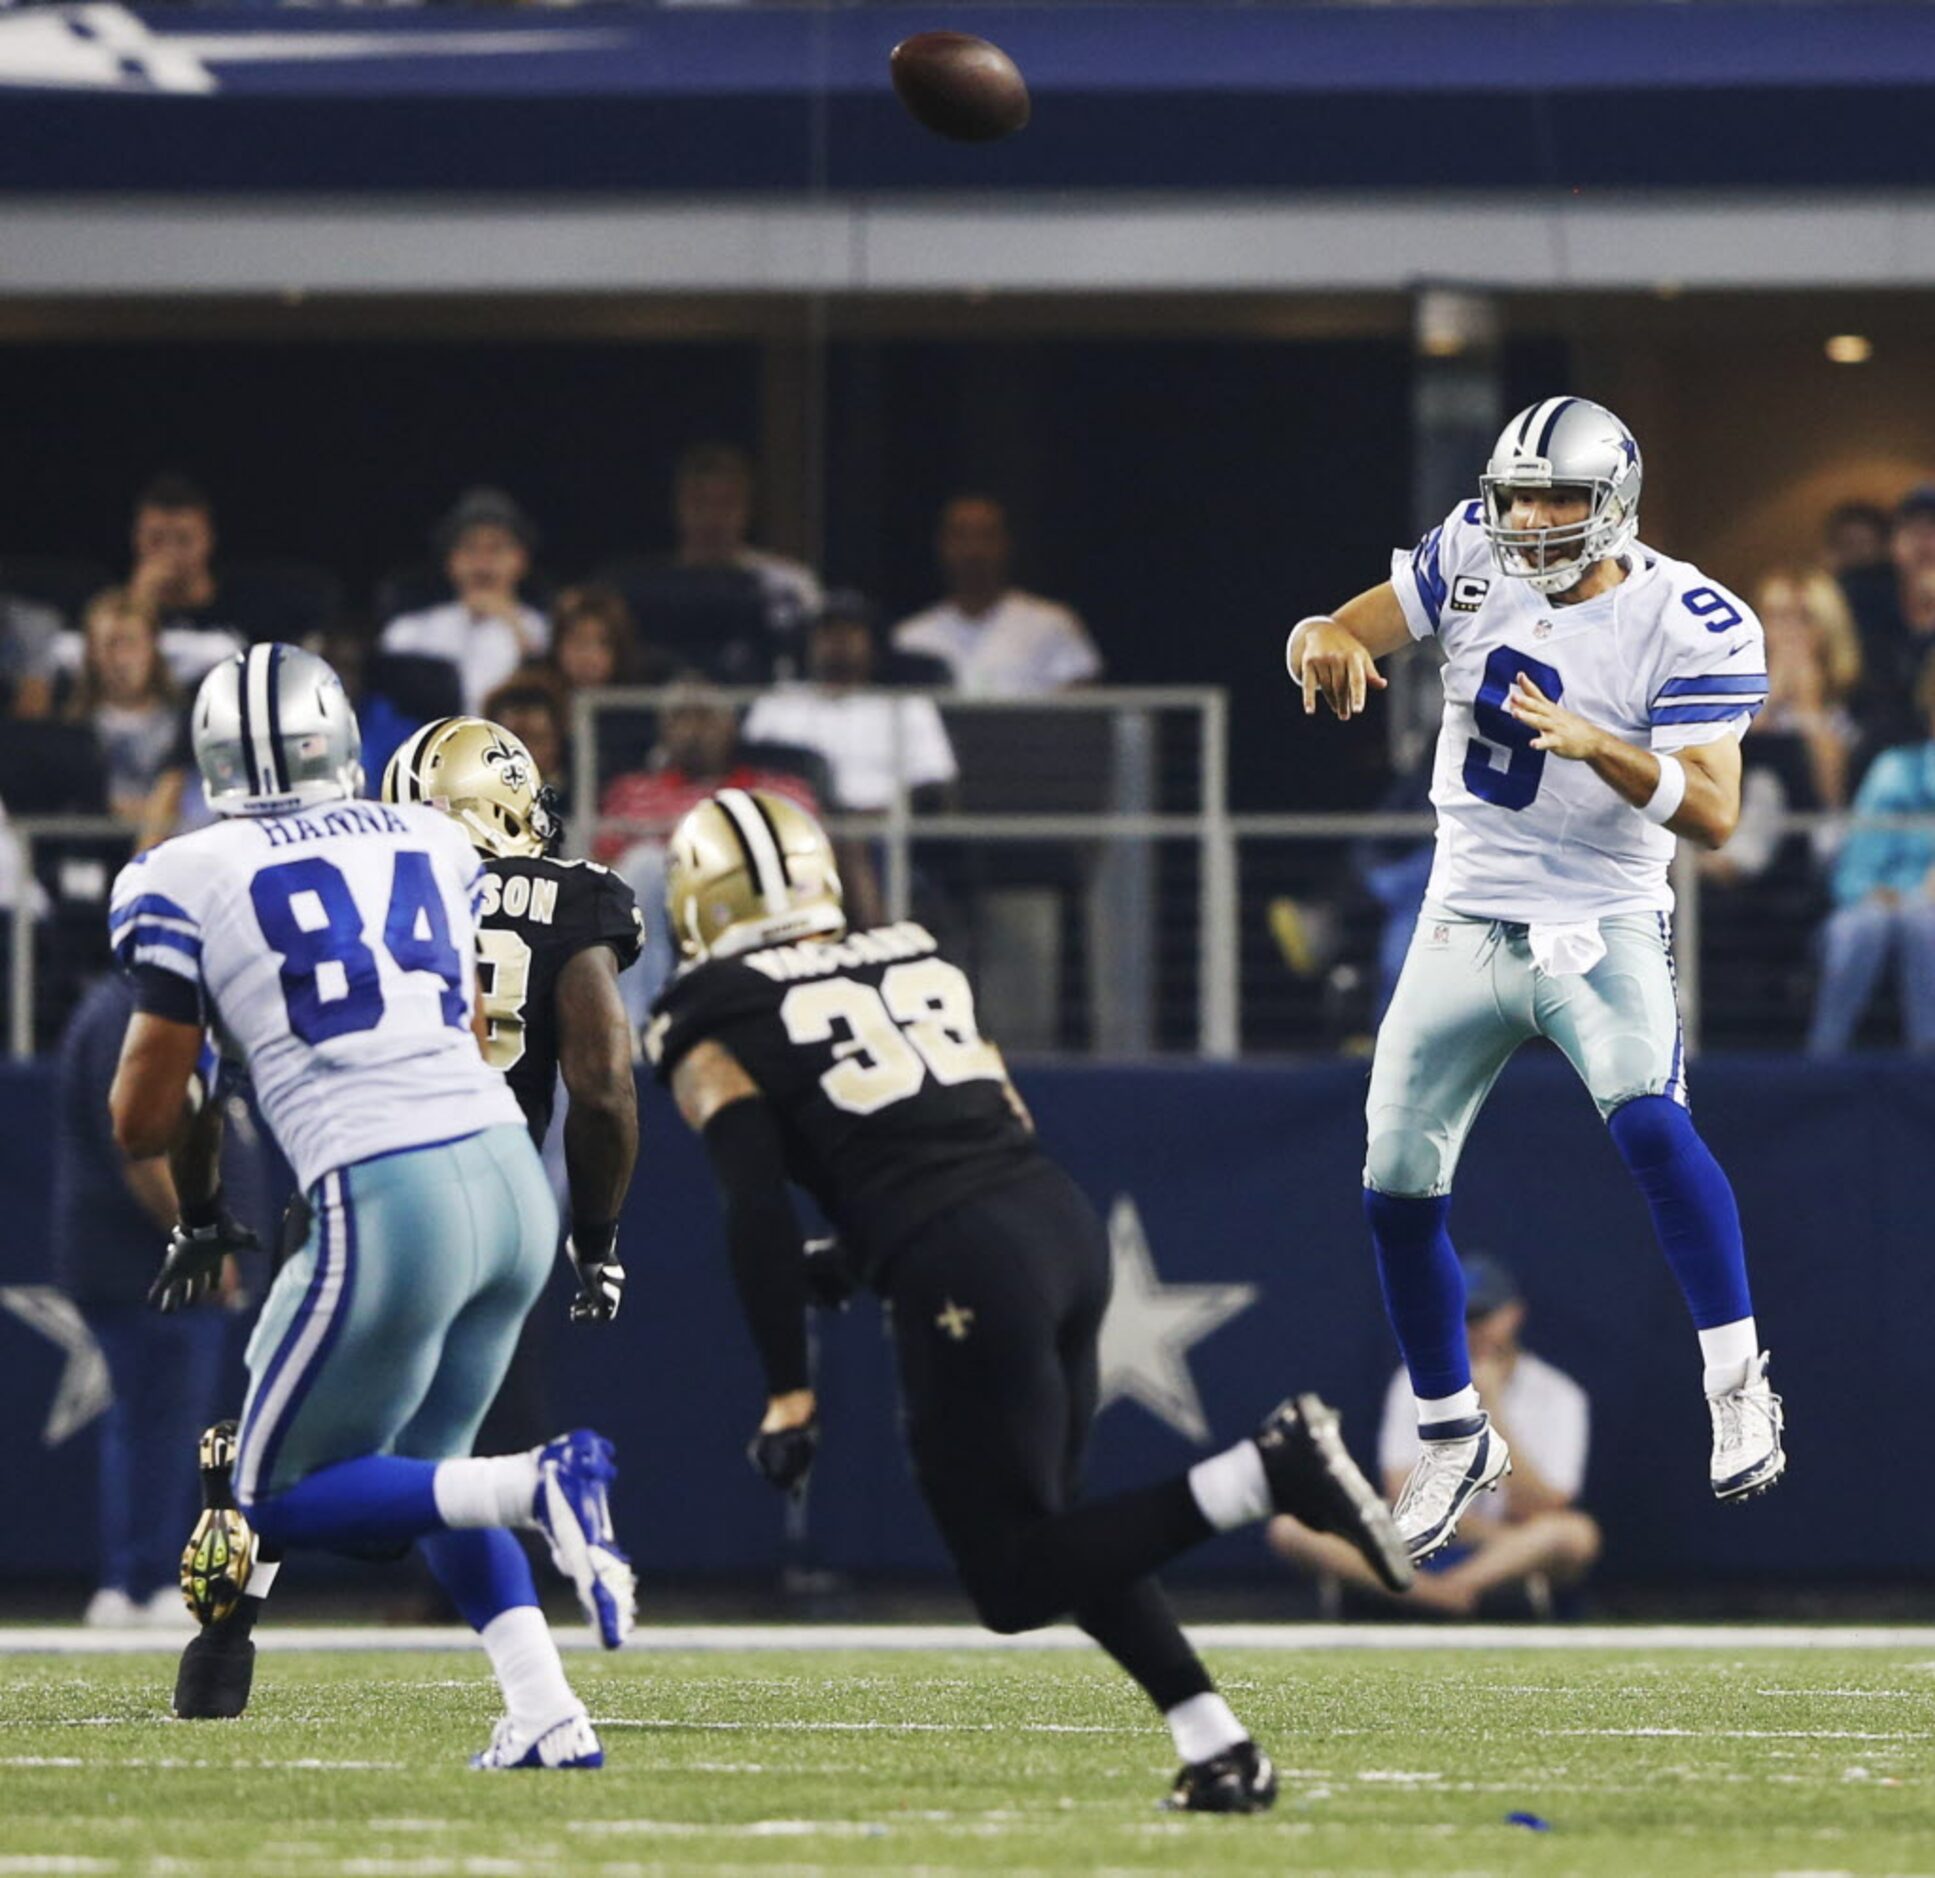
[381,715,558,859]
[665,788,846,961]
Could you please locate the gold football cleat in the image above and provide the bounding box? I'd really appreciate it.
[179,1421,256,1627]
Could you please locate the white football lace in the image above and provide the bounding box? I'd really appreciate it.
[1394,1443,1466,1520]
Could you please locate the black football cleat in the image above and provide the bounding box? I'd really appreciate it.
[1257,1394,1415,1594]
[180,1421,256,1627]
[172,1616,256,1720]
[1163,1739,1278,1814]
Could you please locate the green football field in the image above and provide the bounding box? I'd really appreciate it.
[4,1635,1933,1876]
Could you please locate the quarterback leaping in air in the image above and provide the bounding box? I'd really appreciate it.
[1287,396,1785,1563]
[107,647,635,1769]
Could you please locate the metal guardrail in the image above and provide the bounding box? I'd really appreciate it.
[9,704,1935,1061]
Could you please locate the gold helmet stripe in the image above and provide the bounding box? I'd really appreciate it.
[713,786,789,913]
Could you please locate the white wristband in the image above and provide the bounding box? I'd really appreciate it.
[1285,615,1335,683]
[1642,753,1687,825]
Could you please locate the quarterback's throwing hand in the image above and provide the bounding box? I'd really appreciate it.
[1508,675,1605,761]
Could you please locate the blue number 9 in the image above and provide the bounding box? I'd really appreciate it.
[1682,586,1743,634]
[1463,646,1565,813]
[250,857,385,1044]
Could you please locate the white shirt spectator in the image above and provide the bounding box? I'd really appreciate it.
[743,685,958,810]
[380,601,549,715]
[1378,1354,1589,1504]
[891,591,1101,698]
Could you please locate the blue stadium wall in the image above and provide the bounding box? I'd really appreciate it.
[2,1052,1929,1588]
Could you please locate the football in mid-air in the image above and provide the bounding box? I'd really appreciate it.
[889,32,1031,143]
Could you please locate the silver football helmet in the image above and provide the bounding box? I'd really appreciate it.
[1480,397,1643,596]
[192,642,364,817]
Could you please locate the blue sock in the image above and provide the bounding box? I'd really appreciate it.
[419,1529,539,1633]
[1363,1190,1470,1399]
[245,1454,444,1554]
[1608,1095,1753,1328]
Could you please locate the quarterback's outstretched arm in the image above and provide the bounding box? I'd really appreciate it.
[1507,675,1743,850]
[1286,583,1412,722]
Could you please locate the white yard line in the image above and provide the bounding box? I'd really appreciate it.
[5,1622,1935,1656]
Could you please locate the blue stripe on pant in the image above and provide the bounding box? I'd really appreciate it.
[234,1124,556,1510]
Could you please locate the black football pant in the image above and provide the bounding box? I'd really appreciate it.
[887,1165,1222,1716]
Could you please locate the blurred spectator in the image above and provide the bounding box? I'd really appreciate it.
[0,583,63,720]
[1842,484,1935,751]
[1805,657,1935,1053]
[672,441,822,642]
[553,583,656,691]
[53,974,245,1627]
[482,669,572,814]
[1269,1255,1597,1618]
[744,591,959,812]
[1824,500,1892,577]
[892,495,1101,696]
[548,584,679,794]
[309,626,421,793]
[596,682,823,1021]
[66,589,186,849]
[1752,568,1860,809]
[123,474,254,682]
[379,487,548,714]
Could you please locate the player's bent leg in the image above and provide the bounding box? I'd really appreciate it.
[418,1529,602,1770]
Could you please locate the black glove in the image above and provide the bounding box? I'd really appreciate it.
[747,1416,819,1496]
[149,1200,259,1314]
[801,1234,858,1312]
[566,1225,626,1325]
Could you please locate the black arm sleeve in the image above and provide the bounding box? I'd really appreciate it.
[700,1097,810,1397]
[127,963,201,1025]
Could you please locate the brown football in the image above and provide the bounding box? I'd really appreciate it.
[889,32,1031,144]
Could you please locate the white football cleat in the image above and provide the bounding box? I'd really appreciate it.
[533,1429,636,1648]
[1391,1411,1512,1563]
[471,1704,604,1771]
[1709,1350,1786,1501]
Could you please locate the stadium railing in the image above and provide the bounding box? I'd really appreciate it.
[7,732,1935,1061]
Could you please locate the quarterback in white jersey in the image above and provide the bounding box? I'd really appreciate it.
[1286,397,1786,1565]
[106,643,633,1768]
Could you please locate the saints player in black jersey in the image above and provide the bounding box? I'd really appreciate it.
[172,717,644,1720]
[648,788,1412,1814]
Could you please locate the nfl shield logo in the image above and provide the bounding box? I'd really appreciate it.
[1533,619,1552,639]
[1430,923,1450,946]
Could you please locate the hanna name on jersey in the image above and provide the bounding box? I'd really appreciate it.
[741,921,940,984]
[259,802,415,848]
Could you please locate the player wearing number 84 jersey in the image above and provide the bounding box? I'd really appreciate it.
[1286,397,1786,1564]
[646,789,1414,1812]
[106,644,634,1768]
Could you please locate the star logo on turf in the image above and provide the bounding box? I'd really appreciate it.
[1096,1196,1257,1443]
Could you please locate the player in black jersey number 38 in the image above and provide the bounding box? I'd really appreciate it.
[648,788,1413,1813]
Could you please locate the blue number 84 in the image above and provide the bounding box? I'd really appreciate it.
[250,851,467,1045]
